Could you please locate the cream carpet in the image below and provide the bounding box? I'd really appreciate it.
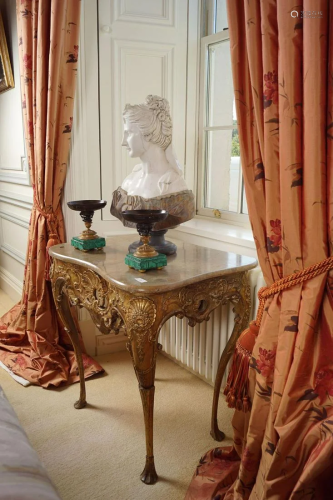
[0,291,234,500]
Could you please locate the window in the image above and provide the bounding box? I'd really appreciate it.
[197,0,248,223]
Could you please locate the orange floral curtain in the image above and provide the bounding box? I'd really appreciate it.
[186,0,333,498]
[0,0,103,387]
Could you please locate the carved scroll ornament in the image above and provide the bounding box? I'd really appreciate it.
[51,259,250,364]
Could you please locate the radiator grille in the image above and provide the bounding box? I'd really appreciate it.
[160,268,264,387]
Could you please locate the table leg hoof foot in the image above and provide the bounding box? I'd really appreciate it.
[210,427,225,442]
[74,400,87,409]
[140,458,158,485]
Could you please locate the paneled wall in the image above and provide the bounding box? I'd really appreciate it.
[99,0,188,219]
[0,0,31,303]
[64,0,200,241]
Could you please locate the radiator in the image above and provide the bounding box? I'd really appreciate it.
[159,268,265,388]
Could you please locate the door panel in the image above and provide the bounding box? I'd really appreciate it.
[98,0,188,222]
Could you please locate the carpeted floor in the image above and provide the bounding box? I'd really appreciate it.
[0,290,234,500]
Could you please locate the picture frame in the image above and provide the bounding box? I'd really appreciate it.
[0,11,14,94]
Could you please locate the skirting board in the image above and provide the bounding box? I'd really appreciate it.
[79,318,127,356]
[0,267,22,303]
[96,332,127,356]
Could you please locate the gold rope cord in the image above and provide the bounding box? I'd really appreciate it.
[255,256,333,327]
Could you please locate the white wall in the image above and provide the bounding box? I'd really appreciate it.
[0,0,31,303]
[64,0,200,242]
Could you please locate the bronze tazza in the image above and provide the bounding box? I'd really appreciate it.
[67,200,107,241]
[67,200,107,251]
[111,187,195,255]
[49,236,257,485]
[122,209,168,259]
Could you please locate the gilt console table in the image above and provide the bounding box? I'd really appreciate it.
[49,235,257,485]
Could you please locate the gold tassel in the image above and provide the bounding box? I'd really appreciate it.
[224,321,259,412]
[224,256,333,412]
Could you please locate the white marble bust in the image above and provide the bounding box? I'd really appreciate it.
[121,95,188,198]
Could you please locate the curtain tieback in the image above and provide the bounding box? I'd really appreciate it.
[224,255,333,413]
[34,200,60,240]
[34,199,61,280]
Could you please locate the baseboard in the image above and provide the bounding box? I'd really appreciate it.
[96,333,127,356]
[0,267,22,303]
[78,317,127,356]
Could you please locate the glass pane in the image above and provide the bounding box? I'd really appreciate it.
[204,130,241,212]
[207,39,233,127]
[215,0,228,32]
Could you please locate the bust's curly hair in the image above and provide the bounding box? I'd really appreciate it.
[123,95,172,150]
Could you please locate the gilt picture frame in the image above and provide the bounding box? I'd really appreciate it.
[0,12,14,94]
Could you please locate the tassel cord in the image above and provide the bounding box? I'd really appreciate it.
[33,197,61,242]
[33,196,61,279]
[224,256,333,412]
[255,256,333,328]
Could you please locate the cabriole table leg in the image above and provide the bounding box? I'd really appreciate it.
[139,384,157,484]
[210,272,251,441]
[52,277,87,409]
[210,329,240,441]
[126,336,158,485]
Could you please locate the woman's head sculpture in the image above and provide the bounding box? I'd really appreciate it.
[120,94,188,198]
[111,94,195,239]
[123,95,172,152]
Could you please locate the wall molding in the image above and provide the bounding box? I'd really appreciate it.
[0,210,30,229]
[0,189,33,210]
[115,0,175,27]
[0,157,30,186]
[0,266,22,303]
[0,242,26,265]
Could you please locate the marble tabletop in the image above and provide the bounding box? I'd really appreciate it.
[49,235,257,294]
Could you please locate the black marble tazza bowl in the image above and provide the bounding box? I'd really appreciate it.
[122,209,168,225]
[67,200,107,212]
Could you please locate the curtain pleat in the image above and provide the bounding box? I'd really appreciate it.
[186,1,333,498]
[0,0,103,387]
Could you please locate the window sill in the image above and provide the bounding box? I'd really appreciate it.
[168,216,256,257]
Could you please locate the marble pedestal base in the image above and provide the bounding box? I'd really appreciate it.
[125,252,167,271]
[71,236,106,251]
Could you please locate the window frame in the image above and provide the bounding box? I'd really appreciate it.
[196,29,249,225]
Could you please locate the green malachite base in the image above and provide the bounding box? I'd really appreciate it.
[71,236,106,251]
[125,253,167,272]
